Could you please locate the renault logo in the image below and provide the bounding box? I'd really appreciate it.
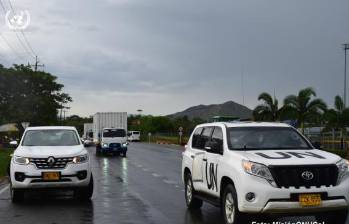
[301,171,314,180]
[47,157,55,166]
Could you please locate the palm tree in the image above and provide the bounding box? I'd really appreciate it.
[324,95,349,133]
[283,87,327,132]
[253,92,281,121]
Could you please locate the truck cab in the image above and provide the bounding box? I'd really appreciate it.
[96,128,128,157]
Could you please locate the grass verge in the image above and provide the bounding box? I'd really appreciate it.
[0,148,13,178]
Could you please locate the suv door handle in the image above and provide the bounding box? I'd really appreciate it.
[190,155,195,159]
[202,158,207,162]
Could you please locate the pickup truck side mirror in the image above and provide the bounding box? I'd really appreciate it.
[9,140,18,147]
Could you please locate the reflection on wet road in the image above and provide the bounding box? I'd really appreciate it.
[0,143,345,224]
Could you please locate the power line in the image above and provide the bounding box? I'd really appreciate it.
[0,33,26,60]
[7,0,36,58]
[0,0,36,62]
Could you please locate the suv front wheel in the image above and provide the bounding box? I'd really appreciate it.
[222,184,244,224]
[184,172,203,209]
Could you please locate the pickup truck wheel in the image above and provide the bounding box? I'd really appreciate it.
[315,209,348,224]
[75,175,94,201]
[184,172,203,210]
[10,185,24,203]
[222,184,243,224]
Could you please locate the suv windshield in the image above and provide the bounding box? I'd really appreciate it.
[22,130,80,146]
[103,129,126,138]
[227,127,311,150]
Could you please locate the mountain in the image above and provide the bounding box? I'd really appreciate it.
[169,101,253,121]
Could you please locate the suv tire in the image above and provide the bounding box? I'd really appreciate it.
[222,184,244,224]
[315,209,348,224]
[75,175,94,201]
[184,172,203,210]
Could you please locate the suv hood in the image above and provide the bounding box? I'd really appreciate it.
[239,149,341,166]
[14,145,85,158]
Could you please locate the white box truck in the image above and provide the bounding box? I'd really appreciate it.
[93,112,128,157]
[82,123,94,146]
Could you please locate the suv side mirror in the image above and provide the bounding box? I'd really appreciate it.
[10,140,18,147]
[205,141,223,155]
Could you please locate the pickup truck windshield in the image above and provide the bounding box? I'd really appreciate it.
[22,130,80,146]
[227,127,311,150]
[103,129,126,137]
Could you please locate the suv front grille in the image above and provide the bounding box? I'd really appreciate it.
[109,143,121,148]
[269,165,338,188]
[30,157,74,169]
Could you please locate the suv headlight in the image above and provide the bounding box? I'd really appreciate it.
[336,159,349,184]
[13,156,30,165]
[102,143,108,148]
[242,160,276,187]
[73,154,89,164]
[122,142,128,147]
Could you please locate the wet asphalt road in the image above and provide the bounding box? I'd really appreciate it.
[0,143,345,224]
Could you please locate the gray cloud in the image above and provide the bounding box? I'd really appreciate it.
[0,0,348,116]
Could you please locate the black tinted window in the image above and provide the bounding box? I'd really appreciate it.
[192,127,203,149]
[211,127,223,152]
[198,127,213,149]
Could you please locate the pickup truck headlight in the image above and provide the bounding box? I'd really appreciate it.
[102,143,108,148]
[242,160,276,187]
[337,159,349,184]
[13,156,30,165]
[73,154,89,164]
[122,142,128,147]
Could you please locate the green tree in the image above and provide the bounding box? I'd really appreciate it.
[324,95,349,133]
[283,87,327,132]
[0,64,72,133]
[253,92,281,121]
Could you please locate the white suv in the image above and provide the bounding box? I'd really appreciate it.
[182,122,349,224]
[10,126,93,202]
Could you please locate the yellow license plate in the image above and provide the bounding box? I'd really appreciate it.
[42,172,60,181]
[299,194,321,207]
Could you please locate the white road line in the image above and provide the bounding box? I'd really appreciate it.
[152,173,160,177]
[0,185,9,195]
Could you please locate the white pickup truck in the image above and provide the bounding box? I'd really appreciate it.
[182,122,349,224]
[10,126,93,202]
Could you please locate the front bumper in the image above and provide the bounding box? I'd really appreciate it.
[100,146,127,154]
[237,174,349,214]
[10,162,91,189]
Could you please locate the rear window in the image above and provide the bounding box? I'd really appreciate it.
[133,131,140,135]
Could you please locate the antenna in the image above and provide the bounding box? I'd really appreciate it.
[241,65,245,106]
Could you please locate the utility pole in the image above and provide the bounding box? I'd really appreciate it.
[31,56,44,72]
[343,44,349,107]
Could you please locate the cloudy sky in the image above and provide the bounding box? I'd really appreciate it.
[0,0,348,117]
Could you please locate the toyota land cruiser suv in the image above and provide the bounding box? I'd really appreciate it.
[10,126,94,202]
[182,122,349,224]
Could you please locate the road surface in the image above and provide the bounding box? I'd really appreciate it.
[0,143,343,223]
